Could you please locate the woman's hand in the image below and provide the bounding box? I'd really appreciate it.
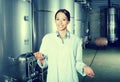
[83,66,95,78]
[34,52,44,66]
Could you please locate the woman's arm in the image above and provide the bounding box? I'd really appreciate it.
[75,38,94,78]
[34,52,48,69]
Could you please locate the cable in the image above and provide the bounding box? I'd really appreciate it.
[82,48,98,82]
[89,48,98,67]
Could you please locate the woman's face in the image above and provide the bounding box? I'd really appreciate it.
[55,12,70,31]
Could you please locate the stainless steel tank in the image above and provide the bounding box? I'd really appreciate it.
[107,7,119,43]
[2,0,32,58]
[32,0,60,52]
[74,2,84,37]
[60,0,74,33]
[1,0,32,79]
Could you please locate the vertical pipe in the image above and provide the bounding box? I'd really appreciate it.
[0,0,3,78]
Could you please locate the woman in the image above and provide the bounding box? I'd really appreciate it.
[34,9,94,82]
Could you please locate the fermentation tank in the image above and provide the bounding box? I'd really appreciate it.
[100,7,119,43]
[107,7,119,43]
[0,0,32,80]
[60,0,74,33]
[2,0,32,58]
[32,0,60,52]
[74,2,87,37]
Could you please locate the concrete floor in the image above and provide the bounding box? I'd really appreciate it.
[79,46,120,82]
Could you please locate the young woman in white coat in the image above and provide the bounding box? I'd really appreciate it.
[34,9,94,82]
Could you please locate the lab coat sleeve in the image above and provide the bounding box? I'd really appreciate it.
[76,38,86,76]
[37,35,49,69]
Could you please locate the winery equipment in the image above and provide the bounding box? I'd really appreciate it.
[107,7,119,43]
[1,53,40,82]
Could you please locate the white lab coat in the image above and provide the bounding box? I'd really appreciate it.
[37,32,86,82]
